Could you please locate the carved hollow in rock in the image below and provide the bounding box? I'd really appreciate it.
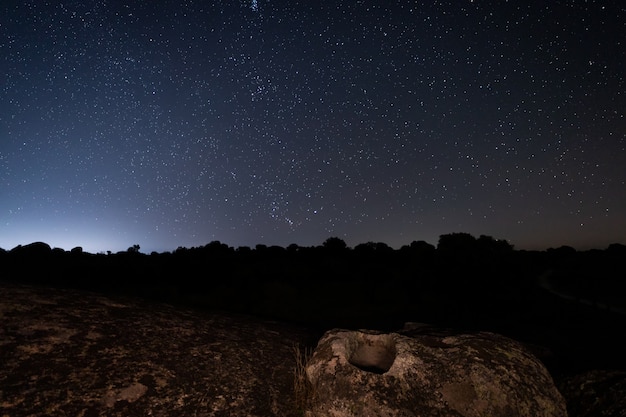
[348,333,397,374]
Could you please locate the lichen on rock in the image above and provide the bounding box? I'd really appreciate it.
[305,328,568,417]
[0,282,318,417]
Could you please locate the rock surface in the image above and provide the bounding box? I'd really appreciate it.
[558,369,626,417]
[0,282,318,417]
[305,328,568,417]
[5,281,623,417]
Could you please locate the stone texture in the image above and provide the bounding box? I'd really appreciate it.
[557,369,626,417]
[305,328,568,417]
[0,282,318,417]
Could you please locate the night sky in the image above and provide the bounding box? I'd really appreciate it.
[2,1,625,254]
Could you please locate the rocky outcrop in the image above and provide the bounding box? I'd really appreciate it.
[305,328,567,417]
[0,282,318,417]
[8,281,624,417]
[558,370,626,417]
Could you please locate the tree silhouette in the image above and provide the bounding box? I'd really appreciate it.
[127,244,141,254]
[437,232,477,254]
[322,237,348,251]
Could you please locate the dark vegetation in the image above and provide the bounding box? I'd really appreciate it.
[2,233,625,376]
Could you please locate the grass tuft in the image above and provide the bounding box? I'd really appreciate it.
[292,344,314,416]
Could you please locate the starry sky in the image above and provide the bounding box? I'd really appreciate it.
[1,1,625,254]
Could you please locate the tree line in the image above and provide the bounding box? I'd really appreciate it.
[2,233,623,318]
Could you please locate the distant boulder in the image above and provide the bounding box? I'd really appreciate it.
[305,328,567,417]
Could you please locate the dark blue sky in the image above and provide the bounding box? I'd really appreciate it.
[2,1,625,253]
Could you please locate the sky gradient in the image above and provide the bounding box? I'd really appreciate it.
[2,1,625,254]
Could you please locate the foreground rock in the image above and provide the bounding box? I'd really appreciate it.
[305,328,567,417]
[0,282,318,417]
[558,369,626,417]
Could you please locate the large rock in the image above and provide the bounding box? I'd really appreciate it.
[0,282,318,417]
[305,328,567,417]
